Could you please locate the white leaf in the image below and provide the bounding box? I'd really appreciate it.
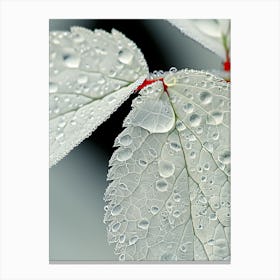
[49,27,148,167]
[104,69,230,261]
[167,19,230,60]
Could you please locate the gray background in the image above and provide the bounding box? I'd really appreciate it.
[49,19,222,261]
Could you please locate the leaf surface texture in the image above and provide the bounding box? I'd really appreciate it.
[104,69,230,261]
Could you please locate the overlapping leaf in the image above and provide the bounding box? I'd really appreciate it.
[49,27,148,167]
[104,69,230,261]
[167,19,230,60]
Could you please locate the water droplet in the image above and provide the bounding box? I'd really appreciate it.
[169,66,177,73]
[148,148,157,157]
[207,239,215,246]
[119,254,125,261]
[199,91,212,104]
[212,132,219,140]
[185,143,192,150]
[111,205,122,216]
[138,219,149,230]
[201,176,207,182]
[208,111,224,125]
[151,206,159,215]
[196,127,203,134]
[158,160,175,178]
[55,132,64,140]
[139,159,147,167]
[119,183,128,190]
[119,134,132,146]
[117,148,133,161]
[175,120,186,131]
[173,193,181,202]
[129,236,139,245]
[63,53,80,68]
[112,222,121,232]
[189,114,201,127]
[218,150,230,164]
[156,178,168,192]
[190,151,196,159]
[180,245,187,252]
[199,195,207,204]
[183,103,194,114]
[173,210,180,218]
[209,213,217,220]
[170,142,181,152]
[118,48,133,64]
[49,82,58,93]
[119,234,125,243]
[77,75,88,84]
[70,120,76,126]
[198,224,203,229]
[204,163,210,170]
[160,253,177,261]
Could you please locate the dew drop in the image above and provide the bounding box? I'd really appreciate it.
[139,159,147,167]
[129,236,139,245]
[207,239,215,246]
[119,183,128,190]
[175,120,186,131]
[173,210,180,218]
[70,120,76,126]
[170,142,181,152]
[151,206,159,215]
[117,148,133,161]
[156,178,168,192]
[218,150,230,164]
[158,160,175,178]
[209,213,217,220]
[189,114,201,127]
[49,82,58,93]
[204,163,210,170]
[63,53,80,68]
[199,91,212,104]
[138,219,149,230]
[169,66,177,73]
[173,193,181,202]
[111,205,122,216]
[119,234,126,243]
[112,222,121,232]
[148,148,157,157]
[208,111,224,125]
[119,134,132,146]
[118,48,133,64]
[185,143,192,150]
[190,151,196,159]
[212,132,219,140]
[119,254,125,261]
[183,103,194,114]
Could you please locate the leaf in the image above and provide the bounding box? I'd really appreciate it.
[167,19,230,60]
[49,27,148,167]
[104,69,230,261]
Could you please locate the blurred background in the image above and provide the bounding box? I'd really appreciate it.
[49,19,222,261]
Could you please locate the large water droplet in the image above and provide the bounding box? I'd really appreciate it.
[112,222,121,232]
[183,103,194,114]
[208,111,224,125]
[189,114,201,127]
[156,178,168,192]
[218,150,230,164]
[119,234,126,243]
[63,53,80,68]
[199,91,212,104]
[129,236,139,245]
[173,210,180,218]
[111,205,122,216]
[117,148,133,161]
[138,219,149,230]
[151,206,159,215]
[119,134,132,146]
[118,48,133,64]
[158,160,175,178]
[173,193,181,202]
[170,142,181,152]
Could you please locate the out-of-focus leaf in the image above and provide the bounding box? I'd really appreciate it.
[49,27,148,167]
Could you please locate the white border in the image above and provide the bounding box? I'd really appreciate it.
[1,0,280,279]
